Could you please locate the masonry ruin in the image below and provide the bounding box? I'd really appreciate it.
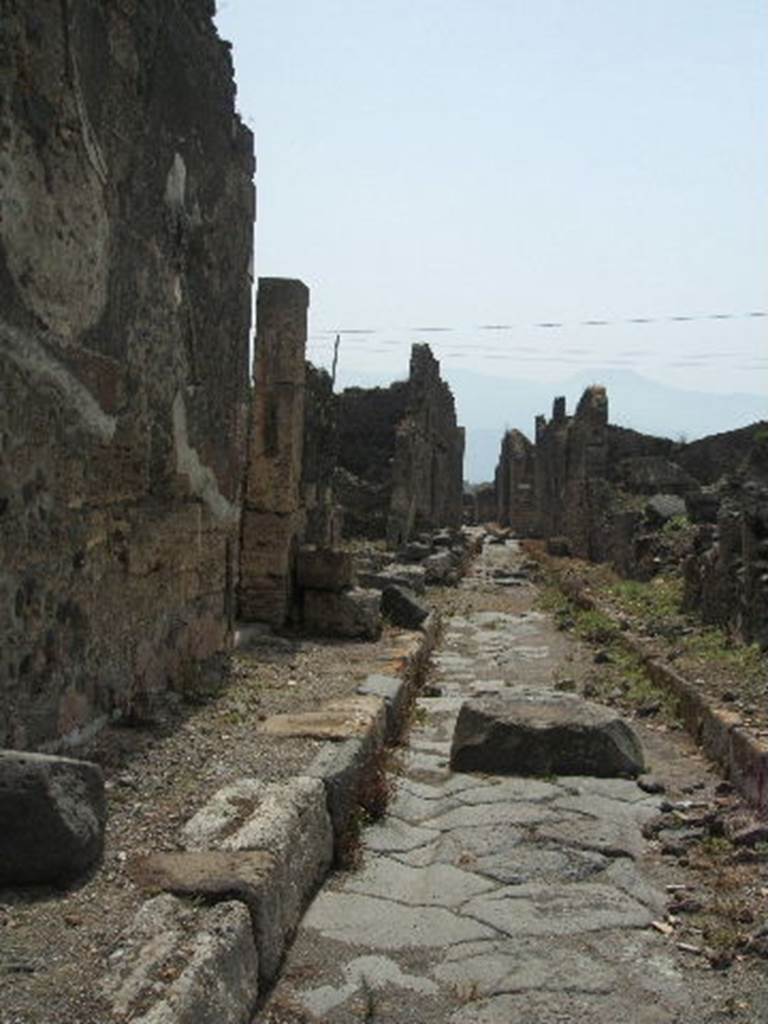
[1,0,254,749]
[337,344,465,545]
[492,387,768,647]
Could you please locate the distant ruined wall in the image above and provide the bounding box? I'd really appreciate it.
[387,345,465,545]
[494,386,767,646]
[683,435,768,649]
[239,279,308,627]
[495,430,535,533]
[0,1,254,748]
[336,345,464,543]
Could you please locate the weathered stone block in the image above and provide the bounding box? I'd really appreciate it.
[179,776,333,983]
[303,587,382,639]
[296,547,355,592]
[0,751,106,885]
[381,584,430,628]
[104,894,258,1024]
[450,691,645,778]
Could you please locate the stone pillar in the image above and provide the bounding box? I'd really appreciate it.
[239,279,309,625]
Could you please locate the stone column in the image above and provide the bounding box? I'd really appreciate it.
[239,279,309,625]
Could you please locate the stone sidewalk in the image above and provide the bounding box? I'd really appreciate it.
[258,540,760,1023]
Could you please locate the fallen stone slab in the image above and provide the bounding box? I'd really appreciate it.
[450,690,645,778]
[381,584,430,628]
[104,893,258,1024]
[179,776,333,982]
[303,586,382,639]
[258,693,386,741]
[0,750,106,885]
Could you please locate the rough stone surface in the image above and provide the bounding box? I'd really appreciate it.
[258,694,386,741]
[450,690,645,777]
[303,586,382,639]
[179,776,333,982]
[296,547,355,592]
[238,279,308,626]
[336,344,464,543]
[0,750,105,884]
[381,584,430,628]
[358,563,427,594]
[104,894,258,1024]
[0,0,254,748]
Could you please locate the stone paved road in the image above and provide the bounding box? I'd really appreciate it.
[258,541,758,1023]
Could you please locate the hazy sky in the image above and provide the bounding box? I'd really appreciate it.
[215,0,767,396]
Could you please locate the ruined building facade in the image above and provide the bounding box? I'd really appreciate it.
[337,345,465,544]
[493,387,768,647]
[0,1,254,748]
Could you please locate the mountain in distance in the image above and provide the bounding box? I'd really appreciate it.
[459,367,767,482]
[333,364,767,484]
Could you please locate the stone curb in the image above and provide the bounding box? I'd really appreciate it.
[557,573,768,817]
[113,610,441,1021]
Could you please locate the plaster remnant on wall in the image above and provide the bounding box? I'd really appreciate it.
[0,324,116,442]
[173,392,238,523]
[165,152,187,209]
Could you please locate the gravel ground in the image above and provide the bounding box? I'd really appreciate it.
[0,621,426,1024]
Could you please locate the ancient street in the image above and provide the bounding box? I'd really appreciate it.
[261,540,767,1024]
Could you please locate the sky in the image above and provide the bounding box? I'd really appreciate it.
[214,0,767,400]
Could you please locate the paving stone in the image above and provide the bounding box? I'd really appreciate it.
[365,816,440,854]
[303,891,497,948]
[344,855,497,908]
[298,954,439,1018]
[535,811,645,859]
[455,777,563,805]
[422,800,557,832]
[433,935,616,997]
[471,843,608,886]
[460,881,652,937]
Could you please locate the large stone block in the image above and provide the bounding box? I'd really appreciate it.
[0,751,106,884]
[296,547,355,592]
[179,776,333,983]
[303,587,382,639]
[450,690,645,778]
[104,894,258,1024]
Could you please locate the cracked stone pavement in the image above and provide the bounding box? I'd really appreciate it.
[258,541,757,1023]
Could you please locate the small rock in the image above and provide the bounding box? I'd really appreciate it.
[593,650,613,665]
[731,822,768,848]
[637,775,666,795]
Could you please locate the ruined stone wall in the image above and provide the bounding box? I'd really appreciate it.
[0,1,254,748]
[676,423,768,486]
[683,436,768,648]
[336,345,464,543]
[495,429,535,533]
[387,345,465,544]
[239,280,308,627]
[302,364,342,547]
